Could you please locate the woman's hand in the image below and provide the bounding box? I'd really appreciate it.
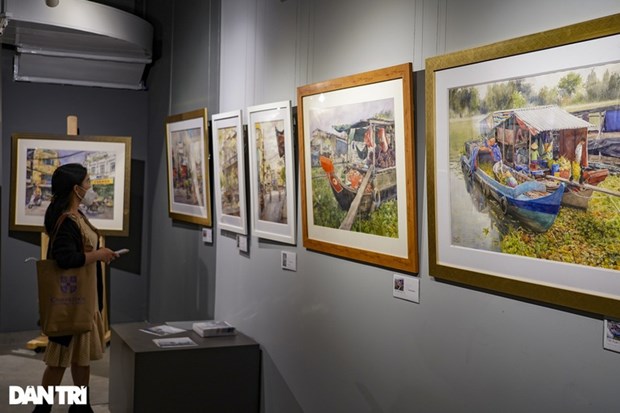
[98,248,119,265]
[85,247,119,265]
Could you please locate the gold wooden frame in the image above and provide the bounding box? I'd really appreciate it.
[165,108,212,227]
[426,14,620,317]
[10,133,132,236]
[298,63,418,273]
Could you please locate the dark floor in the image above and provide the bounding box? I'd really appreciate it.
[0,330,110,412]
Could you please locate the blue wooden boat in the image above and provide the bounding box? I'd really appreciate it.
[461,143,565,233]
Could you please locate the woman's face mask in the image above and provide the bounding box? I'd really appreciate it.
[76,185,97,206]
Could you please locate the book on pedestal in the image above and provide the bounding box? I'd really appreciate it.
[192,321,236,337]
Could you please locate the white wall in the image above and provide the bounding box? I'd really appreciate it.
[216,1,620,411]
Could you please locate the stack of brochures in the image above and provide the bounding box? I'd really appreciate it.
[192,320,236,337]
[152,337,198,348]
[140,324,186,336]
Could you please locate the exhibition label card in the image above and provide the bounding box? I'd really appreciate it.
[393,274,419,303]
[604,319,620,353]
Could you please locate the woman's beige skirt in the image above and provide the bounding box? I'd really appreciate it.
[43,310,106,368]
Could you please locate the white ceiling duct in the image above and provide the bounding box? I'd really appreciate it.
[0,0,153,90]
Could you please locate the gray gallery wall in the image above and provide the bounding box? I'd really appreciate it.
[144,0,221,323]
[0,51,150,330]
[212,0,620,412]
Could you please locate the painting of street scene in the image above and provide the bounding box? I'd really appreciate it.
[450,62,620,270]
[24,148,117,220]
[170,127,205,207]
[307,98,398,237]
[254,120,288,224]
[217,126,241,217]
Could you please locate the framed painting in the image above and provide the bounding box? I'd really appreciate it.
[247,100,296,244]
[426,13,620,318]
[297,63,418,273]
[165,108,212,227]
[211,110,247,235]
[10,133,131,236]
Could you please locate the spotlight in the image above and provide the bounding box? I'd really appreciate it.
[45,0,60,7]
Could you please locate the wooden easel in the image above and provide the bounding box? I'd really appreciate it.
[27,115,111,351]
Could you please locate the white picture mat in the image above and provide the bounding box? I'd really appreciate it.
[212,110,247,235]
[433,34,620,300]
[302,79,409,258]
[14,138,127,231]
[166,116,209,219]
[247,100,296,244]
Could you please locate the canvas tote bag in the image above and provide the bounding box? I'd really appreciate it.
[36,213,96,337]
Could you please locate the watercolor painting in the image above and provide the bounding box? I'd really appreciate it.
[450,62,620,270]
[308,98,398,237]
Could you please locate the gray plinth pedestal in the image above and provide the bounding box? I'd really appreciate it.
[109,322,260,413]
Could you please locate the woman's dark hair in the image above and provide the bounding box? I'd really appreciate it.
[44,163,87,234]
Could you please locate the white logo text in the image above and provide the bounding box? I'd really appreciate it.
[9,386,87,405]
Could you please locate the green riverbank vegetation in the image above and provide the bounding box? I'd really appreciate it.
[501,175,620,269]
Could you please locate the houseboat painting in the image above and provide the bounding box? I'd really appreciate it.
[453,106,620,268]
[447,62,620,269]
[309,98,399,237]
[460,142,565,233]
[477,105,610,210]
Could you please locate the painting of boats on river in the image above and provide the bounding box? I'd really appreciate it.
[449,62,620,270]
[308,98,398,237]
